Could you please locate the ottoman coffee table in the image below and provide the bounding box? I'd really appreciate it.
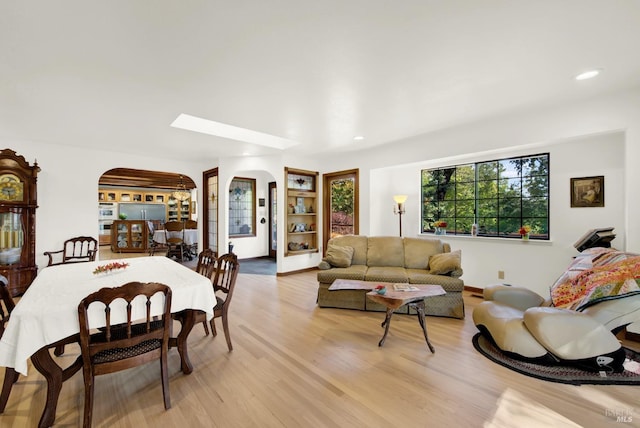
[366,284,446,352]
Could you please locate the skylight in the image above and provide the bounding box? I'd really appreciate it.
[170,114,300,150]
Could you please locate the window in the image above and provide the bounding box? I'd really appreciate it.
[421,153,549,239]
[229,177,255,237]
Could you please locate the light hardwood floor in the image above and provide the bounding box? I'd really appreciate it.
[1,268,638,427]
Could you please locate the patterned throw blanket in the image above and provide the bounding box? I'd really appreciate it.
[550,247,640,310]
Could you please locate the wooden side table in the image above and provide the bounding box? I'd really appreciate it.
[366,284,446,352]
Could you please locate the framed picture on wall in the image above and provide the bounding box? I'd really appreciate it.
[570,175,604,207]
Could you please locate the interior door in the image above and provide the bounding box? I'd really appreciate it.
[202,168,218,254]
[268,181,277,258]
[323,169,359,255]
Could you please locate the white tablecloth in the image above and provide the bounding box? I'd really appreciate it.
[0,256,215,375]
[153,229,198,246]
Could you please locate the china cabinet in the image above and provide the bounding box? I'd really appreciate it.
[284,167,318,256]
[167,196,191,222]
[111,220,148,253]
[0,149,40,296]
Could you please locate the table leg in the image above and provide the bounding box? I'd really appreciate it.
[0,367,19,412]
[30,336,82,428]
[378,308,394,347]
[412,301,435,353]
[170,309,198,374]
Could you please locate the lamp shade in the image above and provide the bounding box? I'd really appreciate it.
[393,195,408,204]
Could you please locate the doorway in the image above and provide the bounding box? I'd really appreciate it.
[202,168,218,254]
[323,169,359,254]
[268,181,277,258]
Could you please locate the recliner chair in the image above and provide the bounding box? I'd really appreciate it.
[473,248,640,373]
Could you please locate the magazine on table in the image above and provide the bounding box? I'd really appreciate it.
[393,283,419,291]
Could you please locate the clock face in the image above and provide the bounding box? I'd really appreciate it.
[0,174,24,202]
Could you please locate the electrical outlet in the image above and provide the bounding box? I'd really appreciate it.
[498,270,505,280]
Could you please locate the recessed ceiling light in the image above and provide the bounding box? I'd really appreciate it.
[171,113,299,150]
[353,136,364,141]
[575,69,602,81]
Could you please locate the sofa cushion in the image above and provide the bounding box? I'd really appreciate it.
[317,265,367,283]
[324,244,354,268]
[367,237,404,267]
[428,250,461,275]
[403,237,444,269]
[328,235,369,265]
[364,266,408,283]
[405,269,464,292]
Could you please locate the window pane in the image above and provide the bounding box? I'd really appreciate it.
[477,162,498,180]
[522,197,548,217]
[229,177,255,237]
[500,177,521,196]
[330,178,355,237]
[477,217,497,235]
[499,159,521,179]
[455,200,475,217]
[477,180,498,198]
[499,218,521,236]
[455,182,475,199]
[455,164,475,182]
[477,199,497,217]
[499,197,521,218]
[523,176,548,197]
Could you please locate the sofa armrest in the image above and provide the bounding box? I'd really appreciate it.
[483,284,545,311]
[449,268,463,278]
[317,260,332,270]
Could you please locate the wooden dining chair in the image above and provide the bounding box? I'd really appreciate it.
[77,282,172,428]
[194,249,217,335]
[183,220,198,257]
[164,221,187,261]
[0,275,15,339]
[205,253,240,350]
[146,220,167,256]
[44,236,98,266]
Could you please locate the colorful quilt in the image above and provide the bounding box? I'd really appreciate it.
[550,247,640,310]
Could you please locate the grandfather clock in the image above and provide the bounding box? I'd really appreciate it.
[0,149,39,296]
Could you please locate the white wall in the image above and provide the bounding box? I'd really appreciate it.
[2,138,210,269]
[370,131,625,296]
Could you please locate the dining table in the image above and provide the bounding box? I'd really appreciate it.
[0,256,216,428]
[152,229,198,246]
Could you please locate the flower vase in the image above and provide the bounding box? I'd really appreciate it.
[434,227,446,235]
[522,233,529,241]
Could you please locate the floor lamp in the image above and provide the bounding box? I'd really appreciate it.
[393,195,407,237]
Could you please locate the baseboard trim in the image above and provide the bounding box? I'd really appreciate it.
[277,267,318,276]
[627,330,640,343]
[464,285,483,294]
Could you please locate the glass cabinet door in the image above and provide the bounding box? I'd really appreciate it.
[116,222,129,249]
[0,212,24,265]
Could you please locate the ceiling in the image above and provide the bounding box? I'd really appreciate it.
[2,1,640,162]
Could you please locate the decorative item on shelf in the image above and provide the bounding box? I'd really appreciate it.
[288,203,295,214]
[393,195,407,237]
[93,261,129,275]
[471,223,478,237]
[433,220,447,235]
[118,213,127,220]
[375,284,387,295]
[519,225,531,240]
[172,175,191,202]
[288,242,300,251]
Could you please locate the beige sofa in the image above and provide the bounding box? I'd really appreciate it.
[317,235,465,318]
